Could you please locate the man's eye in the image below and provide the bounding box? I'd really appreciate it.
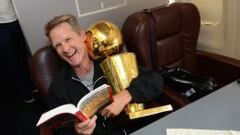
[66,38,72,42]
[55,44,61,48]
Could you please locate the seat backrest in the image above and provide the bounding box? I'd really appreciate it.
[122,2,200,72]
[31,45,63,106]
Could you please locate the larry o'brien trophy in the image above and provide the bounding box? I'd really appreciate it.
[86,21,173,119]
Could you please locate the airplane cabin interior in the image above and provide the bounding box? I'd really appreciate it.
[1,0,240,135]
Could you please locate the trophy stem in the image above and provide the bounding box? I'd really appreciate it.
[100,53,173,119]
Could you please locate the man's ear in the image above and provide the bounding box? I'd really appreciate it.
[81,31,87,41]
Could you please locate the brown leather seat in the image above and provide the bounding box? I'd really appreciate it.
[31,45,65,135]
[122,2,200,107]
[31,45,63,107]
[122,2,200,72]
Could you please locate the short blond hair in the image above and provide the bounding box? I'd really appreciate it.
[45,14,82,38]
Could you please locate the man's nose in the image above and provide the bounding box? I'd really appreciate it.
[62,43,69,52]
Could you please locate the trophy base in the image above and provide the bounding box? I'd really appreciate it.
[128,104,173,119]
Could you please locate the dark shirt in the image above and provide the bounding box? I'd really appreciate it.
[48,62,163,135]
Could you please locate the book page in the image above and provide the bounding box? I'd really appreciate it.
[77,84,112,118]
[36,104,77,126]
[167,128,240,135]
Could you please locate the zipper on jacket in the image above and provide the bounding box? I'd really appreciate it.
[71,75,106,88]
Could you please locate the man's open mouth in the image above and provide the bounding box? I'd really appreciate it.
[66,50,77,58]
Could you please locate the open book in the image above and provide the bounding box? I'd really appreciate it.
[36,84,113,128]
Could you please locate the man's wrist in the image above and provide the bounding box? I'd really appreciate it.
[119,90,132,106]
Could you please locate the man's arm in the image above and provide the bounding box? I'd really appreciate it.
[101,67,163,117]
[127,66,164,103]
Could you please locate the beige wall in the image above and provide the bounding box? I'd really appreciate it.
[173,0,240,60]
[13,0,168,54]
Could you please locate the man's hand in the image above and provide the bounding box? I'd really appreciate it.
[74,115,97,135]
[100,90,132,118]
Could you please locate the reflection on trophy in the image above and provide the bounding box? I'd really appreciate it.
[87,21,173,119]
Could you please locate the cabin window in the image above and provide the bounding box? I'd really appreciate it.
[168,1,225,48]
[169,0,240,59]
[75,0,126,17]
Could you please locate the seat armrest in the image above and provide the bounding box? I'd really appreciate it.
[162,85,190,108]
[196,50,240,87]
[145,85,190,112]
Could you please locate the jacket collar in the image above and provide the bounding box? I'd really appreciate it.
[63,61,107,84]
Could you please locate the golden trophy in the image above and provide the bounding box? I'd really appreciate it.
[87,21,173,119]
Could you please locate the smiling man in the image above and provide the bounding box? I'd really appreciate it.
[45,14,163,135]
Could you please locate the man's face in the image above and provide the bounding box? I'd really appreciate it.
[49,22,87,67]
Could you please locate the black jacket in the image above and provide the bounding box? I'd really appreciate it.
[48,62,163,135]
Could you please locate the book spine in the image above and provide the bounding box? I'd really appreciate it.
[108,87,114,102]
[75,111,88,121]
